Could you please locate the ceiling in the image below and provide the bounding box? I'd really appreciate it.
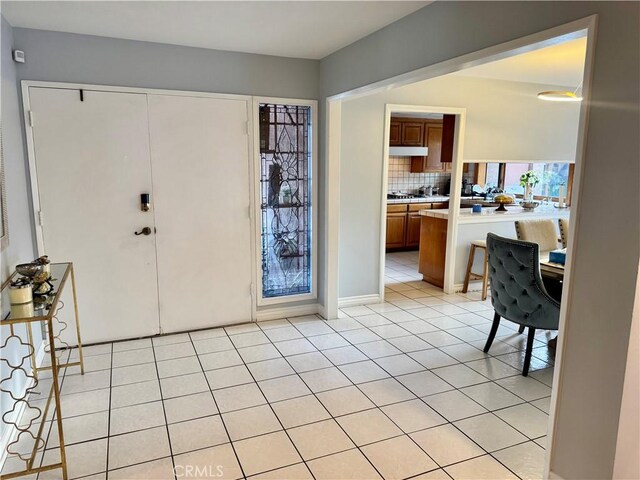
[455,37,587,87]
[1,1,430,59]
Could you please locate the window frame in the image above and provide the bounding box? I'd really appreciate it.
[252,97,318,306]
[477,162,574,205]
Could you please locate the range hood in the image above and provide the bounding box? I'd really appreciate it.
[389,146,428,156]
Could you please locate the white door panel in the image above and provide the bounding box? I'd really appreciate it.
[29,87,160,343]
[147,94,253,332]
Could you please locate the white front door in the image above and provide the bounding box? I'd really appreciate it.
[147,94,253,332]
[29,87,161,343]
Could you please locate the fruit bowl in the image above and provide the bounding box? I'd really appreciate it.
[16,263,44,278]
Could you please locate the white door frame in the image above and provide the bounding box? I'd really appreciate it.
[251,97,318,307]
[324,15,598,479]
[379,105,466,297]
[21,81,260,320]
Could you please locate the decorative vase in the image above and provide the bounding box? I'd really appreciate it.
[524,184,533,202]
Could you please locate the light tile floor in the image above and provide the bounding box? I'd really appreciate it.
[2,251,555,480]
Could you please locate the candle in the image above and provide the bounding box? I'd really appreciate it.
[11,302,34,319]
[558,185,565,207]
[9,281,33,305]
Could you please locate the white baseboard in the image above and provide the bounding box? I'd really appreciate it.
[256,303,321,322]
[0,340,46,471]
[338,294,382,308]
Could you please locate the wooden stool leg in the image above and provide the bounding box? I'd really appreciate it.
[462,245,476,293]
[481,247,489,301]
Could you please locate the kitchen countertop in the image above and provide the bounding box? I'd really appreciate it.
[387,196,449,204]
[420,205,571,224]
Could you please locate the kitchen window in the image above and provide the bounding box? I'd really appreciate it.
[481,162,574,203]
[256,100,316,304]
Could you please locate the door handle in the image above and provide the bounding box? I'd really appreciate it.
[134,227,152,236]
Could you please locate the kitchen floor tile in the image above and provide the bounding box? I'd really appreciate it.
[362,435,439,479]
[358,378,415,406]
[274,338,317,356]
[445,454,519,479]
[163,391,218,424]
[168,414,228,454]
[109,400,165,435]
[192,336,234,355]
[108,457,174,480]
[454,413,528,452]
[271,395,331,428]
[321,346,368,365]
[460,382,523,411]
[199,349,244,371]
[258,374,311,402]
[336,408,403,446]
[316,386,376,417]
[248,463,313,480]
[381,398,447,433]
[387,335,432,352]
[287,419,355,460]
[300,367,352,392]
[307,333,350,350]
[39,438,107,479]
[108,426,170,470]
[410,424,484,467]
[156,355,202,379]
[339,328,382,344]
[246,357,295,381]
[493,441,546,480]
[153,342,196,361]
[409,349,459,369]
[338,360,390,384]
[494,403,549,439]
[286,351,333,372]
[431,364,489,388]
[173,443,243,480]
[45,411,108,448]
[222,404,282,441]
[238,344,282,363]
[307,449,382,480]
[423,389,487,421]
[233,431,302,477]
[205,364,254,389]
[263,326,304,342]
[496,375,552,401]
[230,331,271,348]
[160,372,209,399]
[213,383,267,413]
[374,353,425,376]
[112,347,155,368]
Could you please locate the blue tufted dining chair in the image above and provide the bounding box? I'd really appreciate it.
[484,233,561,376]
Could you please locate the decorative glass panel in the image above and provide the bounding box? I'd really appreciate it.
[258,103,312,299]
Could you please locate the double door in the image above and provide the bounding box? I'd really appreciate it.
[28,87,253,343]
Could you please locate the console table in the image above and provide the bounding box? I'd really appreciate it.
[1,262,85,480]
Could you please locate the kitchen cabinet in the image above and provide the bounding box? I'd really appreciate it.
[389,121,401,146]
[386,202,449,250]
[386,212,408,249]
[398,115,455,173]
[401,121,424,146]
[418,215,448,288]
[406,212,422,247]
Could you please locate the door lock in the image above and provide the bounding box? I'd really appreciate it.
[134,227,152,236]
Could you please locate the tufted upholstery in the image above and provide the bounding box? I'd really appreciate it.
[514,219,559,252]
[558,218,570,248]
[486,233,560,331]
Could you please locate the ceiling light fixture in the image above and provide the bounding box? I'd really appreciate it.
[537,82,583,102]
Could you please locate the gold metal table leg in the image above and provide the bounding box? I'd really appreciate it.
[70,264,85,375]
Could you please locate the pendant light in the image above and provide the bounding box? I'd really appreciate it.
[537,82,583,102]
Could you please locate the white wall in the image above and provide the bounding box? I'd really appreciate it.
[339,74,580,298]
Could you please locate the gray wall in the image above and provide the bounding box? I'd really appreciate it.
[12,27,319,99]
[0,14,42,450]
[320,2,639,478]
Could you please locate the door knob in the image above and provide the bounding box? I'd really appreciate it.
[134,227,152,236]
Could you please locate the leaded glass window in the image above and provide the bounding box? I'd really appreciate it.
[258,103,313,299]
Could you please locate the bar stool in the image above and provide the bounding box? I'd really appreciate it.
[462,239,489,300]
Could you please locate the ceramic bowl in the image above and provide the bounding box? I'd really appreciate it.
[16,263,44,278]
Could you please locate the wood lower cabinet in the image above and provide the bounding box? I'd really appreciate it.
[386,213,408,249]
[406,213,422,247]
[418,215,448,288]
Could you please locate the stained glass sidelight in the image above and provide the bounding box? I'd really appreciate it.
[259,103,312,299]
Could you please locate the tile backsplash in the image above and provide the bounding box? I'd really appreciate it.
[387,156,475,194]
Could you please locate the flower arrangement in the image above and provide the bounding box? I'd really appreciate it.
[519,170,540,188]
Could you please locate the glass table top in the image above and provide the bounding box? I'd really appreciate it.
[1,263,71,323]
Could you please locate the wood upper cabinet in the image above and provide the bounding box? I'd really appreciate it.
[401,122,424,146]
[424,125,443,171]
[389,121,401,146]
[386,213,407,249]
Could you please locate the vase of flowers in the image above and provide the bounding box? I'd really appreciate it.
[520,170,540,202]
